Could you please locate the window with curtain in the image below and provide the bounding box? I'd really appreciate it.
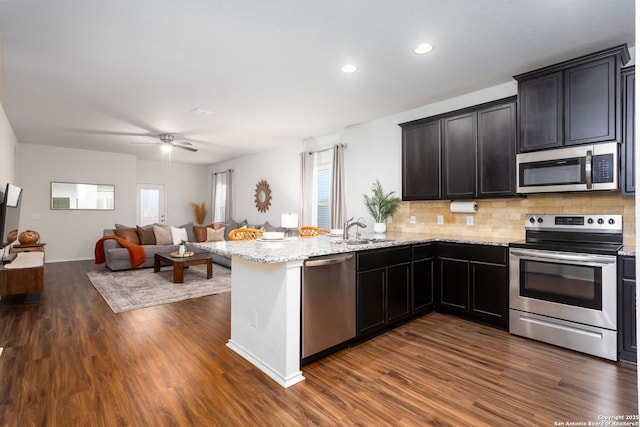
[212,170,232,222]
[301,144,345,228]
[316,156,331,229]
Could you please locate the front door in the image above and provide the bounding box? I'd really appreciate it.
[137,184,165,226]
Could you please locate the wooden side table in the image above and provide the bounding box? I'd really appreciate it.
[10,243,46,253]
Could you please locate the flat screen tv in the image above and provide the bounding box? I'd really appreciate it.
[0,183,23,246]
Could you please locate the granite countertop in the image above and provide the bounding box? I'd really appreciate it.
[192,231,514,264]
[619,246,636,257]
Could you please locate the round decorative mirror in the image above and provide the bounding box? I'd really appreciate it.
[254,179,272,213]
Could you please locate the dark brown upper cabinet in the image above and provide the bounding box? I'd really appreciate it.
[401,119,441,200]
[514,44,630,153]
[477,102,517,197]
[400,97,517,201]
[443,112,477,199]
[621,66,635,195]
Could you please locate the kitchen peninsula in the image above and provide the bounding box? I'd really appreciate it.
[194,232,513,388]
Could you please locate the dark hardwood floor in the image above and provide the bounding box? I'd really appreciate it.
[0,260,637,426]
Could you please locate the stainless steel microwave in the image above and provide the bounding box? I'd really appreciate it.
[516,142,619,194]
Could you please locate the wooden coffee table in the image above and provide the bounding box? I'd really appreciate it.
[154,252,213,284]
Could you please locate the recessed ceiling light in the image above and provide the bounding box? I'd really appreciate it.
[190,107,214,116]
[341,64,358,73]
[414,43,434,55]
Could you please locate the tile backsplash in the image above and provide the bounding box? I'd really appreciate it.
[387,193,635,247]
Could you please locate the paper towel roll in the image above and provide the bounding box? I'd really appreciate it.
[450,201,477,213]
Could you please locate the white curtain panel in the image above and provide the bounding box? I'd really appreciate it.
[330,144,346,228]
[211,170,233,223]
[211,173,217,223]
[224,170,233,222]
[300,151,315,226]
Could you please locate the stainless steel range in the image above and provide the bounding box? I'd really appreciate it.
[509,214,622,361]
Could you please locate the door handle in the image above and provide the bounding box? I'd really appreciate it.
[510,249,615,265]
[585,150,592,189]
[305,254,354,267]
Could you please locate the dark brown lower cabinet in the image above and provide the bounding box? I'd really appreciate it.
[356,242,507,343]
[356,245,434,339]
[356,247,412,338]
[438,257,469,315]
[412,244,435,314]
[437,243,508,328]
[619,256,637,363]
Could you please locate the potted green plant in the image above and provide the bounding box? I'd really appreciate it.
[178,239,189,256]
[363,179,401,233]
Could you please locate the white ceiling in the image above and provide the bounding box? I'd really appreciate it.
[0,0,635,165]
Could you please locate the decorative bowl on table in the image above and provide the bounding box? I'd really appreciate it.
[18,230,40,245]
[6,229,17,243]
[170,251,195,258]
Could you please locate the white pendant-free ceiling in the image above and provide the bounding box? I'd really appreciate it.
[0,0,635,165]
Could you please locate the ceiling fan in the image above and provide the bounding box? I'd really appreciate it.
[133,134,198,152]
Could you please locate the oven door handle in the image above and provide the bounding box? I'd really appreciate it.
[510,249,616,265]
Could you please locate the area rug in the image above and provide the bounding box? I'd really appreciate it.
[86,264,231,313]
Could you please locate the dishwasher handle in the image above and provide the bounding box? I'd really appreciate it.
[305,254,354,267]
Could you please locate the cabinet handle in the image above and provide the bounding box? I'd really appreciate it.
[585,150,592,189]
[305,254,354,267]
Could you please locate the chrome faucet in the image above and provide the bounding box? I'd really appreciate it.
[343,217,367,240]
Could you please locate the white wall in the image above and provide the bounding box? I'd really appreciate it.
[0,102,17,188]
[137,160,210,225]
[208,142,301,227]
[0,36,17,188]
[12,144,210,262]
[17,144,138,262]
[17,144,211,262]
[210,80,518,228]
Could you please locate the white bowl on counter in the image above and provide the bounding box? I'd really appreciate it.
[261,231,285,240]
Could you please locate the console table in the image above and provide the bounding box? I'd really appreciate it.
[0,252,45,296]
[10,243,46,253]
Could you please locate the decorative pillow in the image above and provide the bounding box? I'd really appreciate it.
[114,228,140,245]
[177,222,195,242]
[206,227,226,242]
[153,225,173,245]
[136,225,156,245]
[207,222,221,230]
[221,222,239,240]
[170,226,189,244]
[193,225,208,243]
[115,223,134,230]
[261,221,286,232]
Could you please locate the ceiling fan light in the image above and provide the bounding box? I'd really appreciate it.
[414,43,434,55]
[341,64,358,73]
[161,143,173,153]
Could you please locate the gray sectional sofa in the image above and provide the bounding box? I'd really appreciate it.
[100,222,229,271]
[100,219,287,271]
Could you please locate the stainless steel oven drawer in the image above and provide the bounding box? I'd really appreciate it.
[509,310,618,361]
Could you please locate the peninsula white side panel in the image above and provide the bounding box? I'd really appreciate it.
[227,257,305,388]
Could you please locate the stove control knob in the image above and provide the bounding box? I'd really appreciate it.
[608,218,615,225]
[529,217,536,224]
[537,217,543,224]
[597,218,604,225]
[587,218,594,224]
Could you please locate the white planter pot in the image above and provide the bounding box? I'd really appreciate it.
[373,222,386,233]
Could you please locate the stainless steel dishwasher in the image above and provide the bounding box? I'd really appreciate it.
[302,253,356,360]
